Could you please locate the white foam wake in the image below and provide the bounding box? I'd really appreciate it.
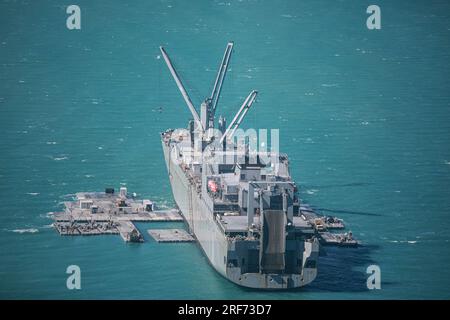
[11,228,39,234]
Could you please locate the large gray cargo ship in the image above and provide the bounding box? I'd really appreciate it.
[159,42,319,289]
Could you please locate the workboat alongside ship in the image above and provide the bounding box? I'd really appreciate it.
[159,42,333,289]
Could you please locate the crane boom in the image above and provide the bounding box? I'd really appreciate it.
[159,46,203,131]
[210,42,234,116]
[220,90,257,144]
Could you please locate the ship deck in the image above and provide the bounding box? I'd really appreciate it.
[217,215,314,233]
[217,215,259,233]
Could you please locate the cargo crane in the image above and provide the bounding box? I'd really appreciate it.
[159,43,257,146]
[159,46,203,131]
[209,42,234,127]
[219,90,258,145]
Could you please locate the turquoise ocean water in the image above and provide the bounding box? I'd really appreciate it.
[1,0,450,299]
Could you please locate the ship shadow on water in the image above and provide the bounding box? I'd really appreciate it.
[301,182,384,217]
[302,244,381,293]
[315,208,384,217]
[229,244,387,294]
[302,182,373,190]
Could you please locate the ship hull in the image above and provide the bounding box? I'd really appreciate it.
[162,140,229,276]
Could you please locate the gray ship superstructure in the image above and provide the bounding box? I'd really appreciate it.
[159,42,320,289]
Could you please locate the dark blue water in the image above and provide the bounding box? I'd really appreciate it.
[1,0,450,299]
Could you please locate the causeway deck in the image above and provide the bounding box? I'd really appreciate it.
[53,189,183,243]
[148,229,195,243]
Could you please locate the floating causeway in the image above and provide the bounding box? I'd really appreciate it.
[52,188,358,247]
[53,187,183,243]
[148,229,195,243]
[299,204,359,246]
